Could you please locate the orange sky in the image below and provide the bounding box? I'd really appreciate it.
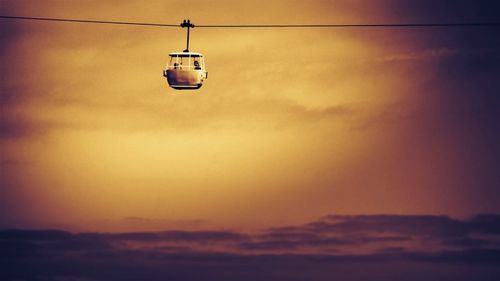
[1,0,499,231]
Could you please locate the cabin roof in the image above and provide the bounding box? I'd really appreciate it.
[169,52,203,57]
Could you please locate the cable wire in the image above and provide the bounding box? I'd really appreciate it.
[197,23,500,28]
[1,15,500,28]
[0,15,179,28]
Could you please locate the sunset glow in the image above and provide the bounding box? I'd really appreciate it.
[1,1,499,280]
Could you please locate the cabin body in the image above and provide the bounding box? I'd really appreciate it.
[163,52,208,90]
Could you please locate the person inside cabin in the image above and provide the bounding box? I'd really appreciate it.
[173,62,179,69]
[194,60,201,70]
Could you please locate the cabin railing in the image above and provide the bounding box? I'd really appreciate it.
[167,64,204,70]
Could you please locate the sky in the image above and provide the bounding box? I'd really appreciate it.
[1,0,500,280]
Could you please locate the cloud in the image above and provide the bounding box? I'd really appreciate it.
[311,214,472,236]
[0,229,113,260]
[6,214,496,255]
[309,214,500,240]
[2,214,500,280]
[0,113,56,139]
[0,229,73,240]
[0,94,355,140]
[1,4,500,278]
[98,230,248,242]
[245,214,500,254]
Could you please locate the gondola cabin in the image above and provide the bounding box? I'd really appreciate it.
[163,52,208,90]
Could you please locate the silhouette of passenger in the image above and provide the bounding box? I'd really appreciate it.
[194,60,201,70]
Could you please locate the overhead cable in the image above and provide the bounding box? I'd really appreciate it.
[1,15,500,29]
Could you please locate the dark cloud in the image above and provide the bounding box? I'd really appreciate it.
[311,214,471,236]
[2,214,500,280]
[0,229,112,262]
[314,214,500,237]
[442,237,492,247]
[97,230,249,242]
[0,229,73,240]
[468,214,500,233]
[248,214,500,253]
[240,233,409,251]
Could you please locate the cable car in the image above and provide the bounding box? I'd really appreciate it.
[163,20,208,90]
[163,52,208,89]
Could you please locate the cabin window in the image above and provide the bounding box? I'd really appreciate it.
[191,57,202,69]
[169,56,179,69]
[169,55,204,69]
